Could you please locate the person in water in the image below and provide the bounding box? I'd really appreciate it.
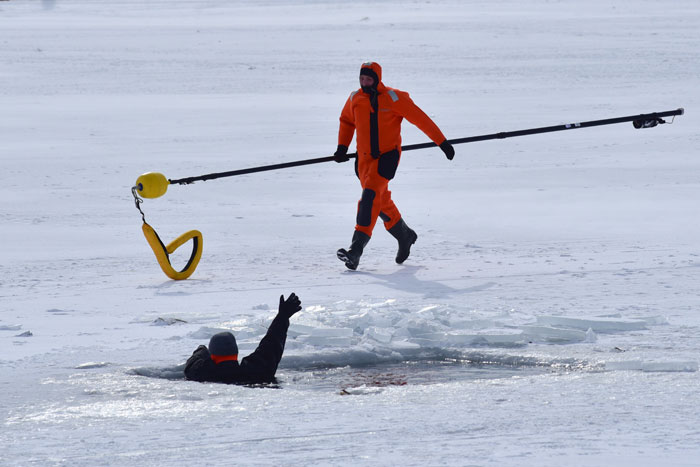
[184,293,302,384]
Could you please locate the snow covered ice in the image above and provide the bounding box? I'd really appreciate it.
[2,0,700,465]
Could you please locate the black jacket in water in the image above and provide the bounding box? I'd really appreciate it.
[184,313,289,384]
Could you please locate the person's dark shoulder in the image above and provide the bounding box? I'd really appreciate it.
[184,345,216,381]
[187,345,210,362]
[186,352,248,384]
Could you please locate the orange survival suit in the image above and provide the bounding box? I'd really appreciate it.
[337,61,448,236]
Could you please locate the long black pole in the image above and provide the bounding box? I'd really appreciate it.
[169,108,683,185]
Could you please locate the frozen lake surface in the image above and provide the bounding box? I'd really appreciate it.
[2,0,700,465]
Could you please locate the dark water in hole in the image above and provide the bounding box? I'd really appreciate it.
[280,359,552,392]
[132,353,580,391]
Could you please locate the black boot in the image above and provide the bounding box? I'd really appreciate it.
[337,231,370,270]
[388,218,417,264]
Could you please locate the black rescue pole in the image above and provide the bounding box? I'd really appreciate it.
[167,108,683,187]
[132,107,684,281]
[169,155,338,185]
[135,108,684,198]
[396,107,685,152]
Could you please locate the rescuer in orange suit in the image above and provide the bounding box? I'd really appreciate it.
[334,61,455,270]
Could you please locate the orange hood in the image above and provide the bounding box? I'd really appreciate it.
[360,61,386,92]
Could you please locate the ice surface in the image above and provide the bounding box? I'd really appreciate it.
[75,362,111,369]
[605,361,699,372]
[536,315,648,332]
[2,0,700,465]
[519,325,591,344]
[151,317,188,326]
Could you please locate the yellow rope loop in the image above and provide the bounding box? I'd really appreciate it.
[142,222,203,280]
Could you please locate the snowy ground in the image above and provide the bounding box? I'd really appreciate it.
[2,0,700,465]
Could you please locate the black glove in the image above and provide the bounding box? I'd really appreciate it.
[333,145,349,163]
[278,293,302,319]
[439,140,455,161]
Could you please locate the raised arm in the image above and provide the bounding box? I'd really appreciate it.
[239,293,302,382]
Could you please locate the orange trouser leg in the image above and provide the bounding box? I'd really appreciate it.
[379,188,401,230]
[355,173,402,236]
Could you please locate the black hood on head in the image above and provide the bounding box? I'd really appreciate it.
[208,331,238,356]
